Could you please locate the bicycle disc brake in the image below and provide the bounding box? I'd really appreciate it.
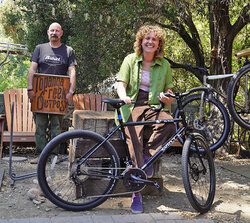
[190,163,199,182]
[70,161,89,186]
[193,117,206,130]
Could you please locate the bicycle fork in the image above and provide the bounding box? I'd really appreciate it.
[193,91,206,130]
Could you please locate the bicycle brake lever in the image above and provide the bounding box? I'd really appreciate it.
[152,101,164,112]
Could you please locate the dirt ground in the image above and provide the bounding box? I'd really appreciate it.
[0,149,249,223]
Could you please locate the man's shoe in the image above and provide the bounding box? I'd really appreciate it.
[131,192,143,214]
[30,156,39,164]
[143,154,153,177]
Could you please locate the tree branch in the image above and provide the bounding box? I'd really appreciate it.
[164,57,204,83]
[229,2,250,42]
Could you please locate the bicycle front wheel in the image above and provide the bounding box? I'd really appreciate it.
[182,133,216,213]
[37,130,120,211]
[227,65,250,130]
[174,93,230,151]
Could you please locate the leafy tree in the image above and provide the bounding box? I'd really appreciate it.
[119,0,249,80]
[67,0,137,93]
[0,0,76,91]
[1,0,249,94]
[0,55,30,92]
[1,0,249,151]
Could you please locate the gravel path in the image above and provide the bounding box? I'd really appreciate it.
[0,151,249,223]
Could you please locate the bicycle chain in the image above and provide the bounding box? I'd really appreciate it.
[71,166,146,198]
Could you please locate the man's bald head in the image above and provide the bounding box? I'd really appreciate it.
[47,22,63,45]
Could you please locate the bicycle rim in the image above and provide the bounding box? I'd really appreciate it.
[182,133,216,213]
[37,130,120,211]
[174,93,230,151]
[227,65,250,130]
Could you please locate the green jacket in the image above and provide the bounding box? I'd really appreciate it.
[117,53,174,123]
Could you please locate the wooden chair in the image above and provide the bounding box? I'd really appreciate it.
[73,93,107,111]
[0,89,36,158]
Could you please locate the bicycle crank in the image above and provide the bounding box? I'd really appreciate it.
[123,168,161,191]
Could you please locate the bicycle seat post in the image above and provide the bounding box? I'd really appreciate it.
[111,101,132,165]
[203,73,207,86]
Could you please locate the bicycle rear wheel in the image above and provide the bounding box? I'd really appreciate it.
[182,133,216,213]
[227,65,250,130]
[37,130,120,211]
[174,93,230,151]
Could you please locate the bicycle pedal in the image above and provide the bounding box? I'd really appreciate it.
[153,181,161,191]
[130,175,161,191]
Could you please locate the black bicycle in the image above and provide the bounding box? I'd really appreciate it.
[37,87,216,213]
[227,48,250,130]
[174,48,250,152]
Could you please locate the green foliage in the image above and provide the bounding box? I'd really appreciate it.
[0,55,30,92]
[68,0,140,93]
[0,0,249,95]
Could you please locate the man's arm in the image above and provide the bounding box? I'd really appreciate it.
[27,62,38,102]
[66,65,76,103]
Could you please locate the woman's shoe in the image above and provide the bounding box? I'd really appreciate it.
[131,192,143,214]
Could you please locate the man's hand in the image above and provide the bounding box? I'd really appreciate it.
[28,90,35,102]
[66,93,73,104]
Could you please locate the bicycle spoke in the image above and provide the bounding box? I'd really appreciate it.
[182,133,216,213]
[228,65,250,129]
[38,130,120,211]
[175,93,230,151]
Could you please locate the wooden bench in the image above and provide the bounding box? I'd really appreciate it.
[0,89,35,158]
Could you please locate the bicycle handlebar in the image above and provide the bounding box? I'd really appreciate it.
[153,87,209,112]
[102,86,209,112]
[101,98,135,109]
[162,87,208,99]
[187,64,210,74]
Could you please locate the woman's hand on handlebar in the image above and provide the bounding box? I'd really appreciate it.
[120,96,133,105]
[117,81,133,105]
[157,89,174,104]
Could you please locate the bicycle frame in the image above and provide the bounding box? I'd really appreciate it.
[195,58,250,114]
[36,86,216,213]
[76,87,208,176]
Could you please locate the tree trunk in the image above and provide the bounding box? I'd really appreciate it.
[208,1,250,151]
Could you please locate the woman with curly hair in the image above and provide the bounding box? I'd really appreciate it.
[116,25,175,214]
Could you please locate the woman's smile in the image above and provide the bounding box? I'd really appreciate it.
[142,32,159,54]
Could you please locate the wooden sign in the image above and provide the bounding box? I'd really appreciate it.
[31,73,70,114]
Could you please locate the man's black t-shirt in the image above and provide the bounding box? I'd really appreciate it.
[30,43,77,75]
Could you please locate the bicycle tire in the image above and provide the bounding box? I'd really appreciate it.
[37,130,120,211]
[227,65,250,130]
[182,133,216,213]
[174,93,230,151]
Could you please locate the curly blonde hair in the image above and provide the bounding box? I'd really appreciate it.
[133,25,166,59]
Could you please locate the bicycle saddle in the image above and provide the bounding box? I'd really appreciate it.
[236,48,250,58]
[102,98,124,109]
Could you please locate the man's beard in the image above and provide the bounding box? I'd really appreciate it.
[50,35,59,41]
